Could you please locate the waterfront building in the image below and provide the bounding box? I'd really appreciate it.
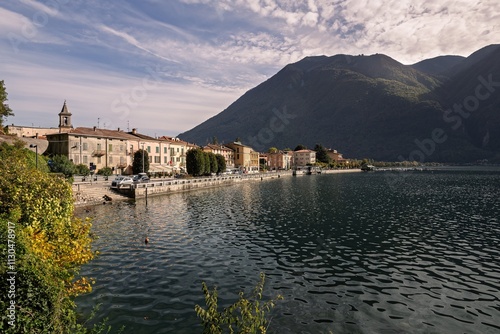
[46,126,134,174]
[327,149,347,163]
[267,150,292,170]
[202,144,235,170]
[225,141,259,172]
[293,149,316,167]
[158,136,192,173]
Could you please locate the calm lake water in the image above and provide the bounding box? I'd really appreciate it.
[76,167,500,333]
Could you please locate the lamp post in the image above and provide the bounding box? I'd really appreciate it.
[30,144,38,169]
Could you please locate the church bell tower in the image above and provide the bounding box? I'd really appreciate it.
[58,100,73,132]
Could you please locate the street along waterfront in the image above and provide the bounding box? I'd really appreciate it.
[76,167,500,333]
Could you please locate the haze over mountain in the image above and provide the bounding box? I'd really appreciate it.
[179,44,500,163]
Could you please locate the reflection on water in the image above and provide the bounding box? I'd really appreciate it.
[76,167,500,333]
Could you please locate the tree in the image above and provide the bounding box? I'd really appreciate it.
[0,80,14,127]
[203,152,211,175]
[211,136,219,145]
[49,154,76,177]
[0,142,96,332]
[133,149,149,174]
[215,154,226,174]
[75,163,90,176]
[97,166,112,176]
[314,144,331,164]
[208,152,218,174]
[294,144,307,151]
[186,148,206,176]
[268,147,278,153]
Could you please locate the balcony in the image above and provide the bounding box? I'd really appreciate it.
[92,149,106,157]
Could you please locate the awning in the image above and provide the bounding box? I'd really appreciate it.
[149,165,171,172]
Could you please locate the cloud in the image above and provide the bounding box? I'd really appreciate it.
[1,0,499,138]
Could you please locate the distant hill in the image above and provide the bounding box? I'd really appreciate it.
[179,44,500,163]
[410,55,465,76]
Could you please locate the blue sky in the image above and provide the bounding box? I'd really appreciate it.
[1,0,498,137]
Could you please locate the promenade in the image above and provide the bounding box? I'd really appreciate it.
[72,169,361,206]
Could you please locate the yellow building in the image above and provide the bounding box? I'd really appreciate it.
[225,141,259,173]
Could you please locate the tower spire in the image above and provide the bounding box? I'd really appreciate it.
[58,100,73,132]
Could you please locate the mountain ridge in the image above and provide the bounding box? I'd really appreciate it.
[179,44,500,163]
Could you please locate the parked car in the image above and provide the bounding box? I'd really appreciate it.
[111,176,134,189]
[133,173,150,183]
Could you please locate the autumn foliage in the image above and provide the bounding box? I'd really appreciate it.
[0,141,97,333]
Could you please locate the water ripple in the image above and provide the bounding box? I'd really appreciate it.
[76,168,500,333]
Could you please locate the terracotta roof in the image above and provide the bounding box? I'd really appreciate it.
[47,127,135,140]
[204,144,233,151]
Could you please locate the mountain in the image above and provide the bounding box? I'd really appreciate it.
[410,55,465,77]
[179,45,500,163]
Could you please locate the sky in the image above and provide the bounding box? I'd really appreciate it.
[1,0,499,137]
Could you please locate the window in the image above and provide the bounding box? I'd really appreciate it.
[164,156,168,163]
[164,147,167,154]
[154,156,160,163]
[181,148,184,155]
[109,144,113,152]
[97,156,101,164]
[83,142,88,151]
[170,148,175,156]
[97,143,102,150]
[120,145,124,151]
[74,156,79,164]
[149,156,152,163]
[109,156,113,163]
[177,147,179,153]
[156,146,159,153]
[83,156,88,164]
[147,146,151,153]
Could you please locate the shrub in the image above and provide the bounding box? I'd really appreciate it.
[195,273,283,334]
[0,142,97,333]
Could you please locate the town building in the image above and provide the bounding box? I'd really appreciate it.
[327,149,347,163]
[225,141,259,172]
[202,144,235,170]
[293,149,316,167]
[266,150,292,170]
[158,136,193,173]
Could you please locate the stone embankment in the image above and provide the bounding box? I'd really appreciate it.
[72,181,131,206]
[73,169,361,206]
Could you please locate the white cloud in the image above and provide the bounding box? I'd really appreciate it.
[1,0,499,137]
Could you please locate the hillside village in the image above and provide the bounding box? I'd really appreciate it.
[3,101,348,176]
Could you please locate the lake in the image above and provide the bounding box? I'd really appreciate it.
[76,167,500,333]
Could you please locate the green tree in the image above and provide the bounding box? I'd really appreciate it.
[203,152,211,175]
[314,144,331,164]
[268,147,278,153]
[97,166,112,176]
[49,155,76,177]
[75,164,90,176]
[208,152,218,174]
[0,142,97,333]
[294,144,307,151]
[132,149,149,174]
[215,154,226,174]
[186,148,206,176]
[0,80,14,127]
